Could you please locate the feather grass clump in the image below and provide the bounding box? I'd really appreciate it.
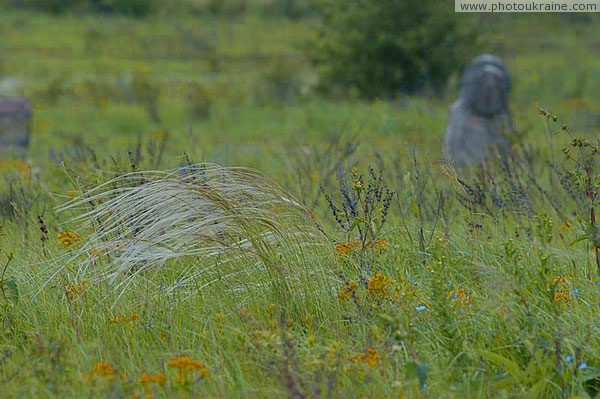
[58,163,335,299]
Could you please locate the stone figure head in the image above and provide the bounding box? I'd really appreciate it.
[461,54,511,116]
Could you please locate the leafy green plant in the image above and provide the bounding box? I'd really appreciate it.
[541,108,599,275]
[309,0,483,98]
[323,165,394,276]
[16,0,155,16]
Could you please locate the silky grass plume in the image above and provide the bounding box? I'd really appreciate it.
[56,163,336,302]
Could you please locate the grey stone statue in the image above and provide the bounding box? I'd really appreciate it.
[445,54,513,167]
[0,96,32,159]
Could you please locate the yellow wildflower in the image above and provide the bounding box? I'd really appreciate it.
[370,239,389,250]
[92,362,116,380]
[338,279,359,302]
[140,371,166,396]
[351,347,382,367]
[351,167,363,191]
[553,290,573,306]
[447,288,473,308]
[63,278,89,300]
[168,355,210,384]
[335,239,389,257]
[334,241,360,256]
[109,313,140,324]
[139,372,166,384]
[0,159,30,178]
[367,272,396,299]
[58,231,83,247]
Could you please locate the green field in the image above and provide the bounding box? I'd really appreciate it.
[0,3,599,398]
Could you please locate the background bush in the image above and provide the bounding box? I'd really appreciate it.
[9,0,155,16]
[310,0,484,99]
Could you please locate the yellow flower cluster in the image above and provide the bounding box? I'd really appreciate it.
[351,167,364,191]
[63,279,89,300]
[334,241,361,256]
[0,159,30,178]
[338,279,358,302]
[351,347,382,367]
[447,288,473,308]
[58,231,83,247]
[553,275,575,307]
[139,372,167,385]
[367,272,397,299]
[553,290,573,306]
[91,362,126,382]
[92,362,116,380]
[168,355,210,384]
[140,372,166,396]
[109,313,140,324]
[335,239,389,257]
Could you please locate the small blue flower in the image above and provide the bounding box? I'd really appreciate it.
[596,281,600,288]
[565,355,574,363]
[451,292,458,300]
[570,288,579,296]
[578,362,588,370]
[415,305,427,312]
[410,278,417,285]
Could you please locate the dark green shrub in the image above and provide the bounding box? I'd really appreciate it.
[21,0,84,14]
[262,0,317,20]
[310,0,484,99]
[206,0,247,17]
[91,0,155,17]
[12,0,155,16]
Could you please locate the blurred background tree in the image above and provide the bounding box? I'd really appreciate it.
[6,0,155,16]
[309,0,485,99]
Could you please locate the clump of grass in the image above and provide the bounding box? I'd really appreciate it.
[57,163,336,308]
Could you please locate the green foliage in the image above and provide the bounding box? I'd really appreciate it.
[93,0,155,16]
[310,0,483,98]
[13,0,155,16]
[206,0,247,17]
[263,0,317,20]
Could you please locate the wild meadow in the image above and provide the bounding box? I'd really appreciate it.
[0,2,599,398]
